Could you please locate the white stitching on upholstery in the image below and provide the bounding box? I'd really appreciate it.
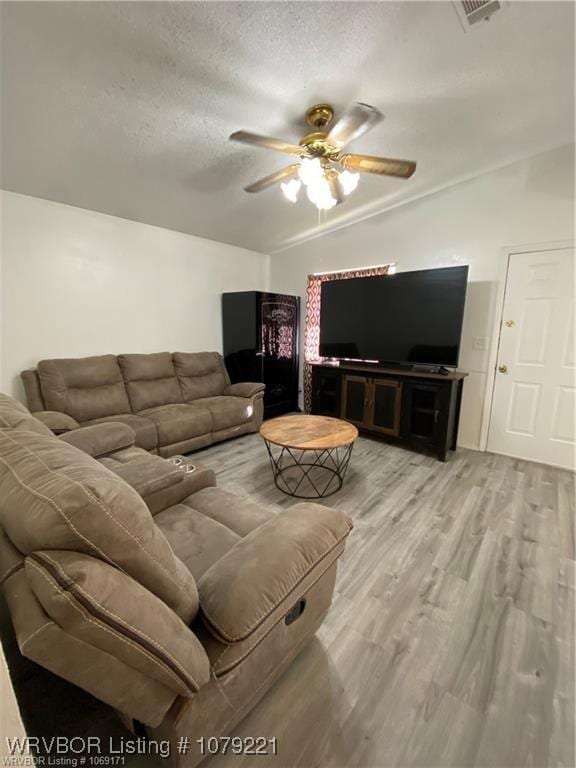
[0,451,112,565]
[0,431,188,595]
[201,526,351,642]
[39,552,201,688]
[26,559,196,695]
[20,621,55,651]
[213,550,340,675]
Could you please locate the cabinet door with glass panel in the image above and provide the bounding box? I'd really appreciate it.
[368,379,402,435]
[341,375,402,435]
[341,375,370,426]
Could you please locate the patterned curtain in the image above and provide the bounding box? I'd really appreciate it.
[303,264,391,412]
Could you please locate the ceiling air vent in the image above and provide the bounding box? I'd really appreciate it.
[459,0,501,25]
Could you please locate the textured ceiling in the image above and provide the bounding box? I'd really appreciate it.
[1,1,574,254]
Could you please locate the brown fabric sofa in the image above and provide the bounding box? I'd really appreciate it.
[21,351,265,458]
[0,394,351,766]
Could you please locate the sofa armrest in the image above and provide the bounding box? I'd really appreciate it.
[112,456,217,515]
[113,459,184,497]
[223,382,265,398]
[59,422,135,458]
[26,550,210,701]
[198,504,352,644]
[32,411,79,434]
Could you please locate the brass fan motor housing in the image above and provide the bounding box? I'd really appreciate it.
[305,103,334,129]
[299,131,340,161]
[301,105,341,158]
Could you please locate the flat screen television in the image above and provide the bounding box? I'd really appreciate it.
[319,265,468,368]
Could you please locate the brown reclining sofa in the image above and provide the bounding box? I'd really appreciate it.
[0,393,352,766]
[21,351,265,457]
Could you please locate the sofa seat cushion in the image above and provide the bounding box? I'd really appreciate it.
[173,352,230,401]
[192,396,254,432]
[185,488,274,538]
[141,404,212,447]
[83,414,158,452]
[155,505,240,581]
[118,353,182,413]
[37,355,131,422]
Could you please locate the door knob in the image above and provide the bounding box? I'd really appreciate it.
[498,364,508,374]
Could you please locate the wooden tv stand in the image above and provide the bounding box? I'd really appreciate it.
[310,362,468,462]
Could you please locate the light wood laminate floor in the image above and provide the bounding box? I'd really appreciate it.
[194,433,575,768]
[3,434,573,768]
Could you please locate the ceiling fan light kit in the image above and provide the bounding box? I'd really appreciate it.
[280,178,301,203]
[230,102,417,212]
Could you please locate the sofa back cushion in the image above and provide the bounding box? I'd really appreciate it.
[118,353,182,413]
[37,355,131,423]
[0,393,53,436]
[21,369,46,412]
[173,352,230,402]
[0,428,198,623]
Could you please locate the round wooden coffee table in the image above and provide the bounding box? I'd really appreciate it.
[260,415,358,499]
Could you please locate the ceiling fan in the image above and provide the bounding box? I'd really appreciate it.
[229,102,417,211]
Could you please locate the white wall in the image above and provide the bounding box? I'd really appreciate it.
[270,145,575,450]
[2,146,573,446]
[1,191,269,400]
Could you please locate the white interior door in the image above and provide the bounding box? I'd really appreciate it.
[488,248,575,470]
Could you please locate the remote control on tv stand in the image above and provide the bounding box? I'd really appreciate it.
[409,364,451,375]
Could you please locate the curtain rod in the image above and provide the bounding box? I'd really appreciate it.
[312,262,396,277]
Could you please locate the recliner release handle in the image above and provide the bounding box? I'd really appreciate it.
[284,599,306,626]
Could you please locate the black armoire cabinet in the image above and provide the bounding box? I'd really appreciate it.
[222,291,300,419]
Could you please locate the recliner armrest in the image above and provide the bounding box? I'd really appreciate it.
[223,382,265,398]
[113,460,183,497]
[26,550,210,703]
[32,411,79,434]
[111,456,217,516]
[59,422,135,457]
[198,504,352,644]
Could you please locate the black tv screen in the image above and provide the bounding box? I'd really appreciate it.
[319,266,468,367]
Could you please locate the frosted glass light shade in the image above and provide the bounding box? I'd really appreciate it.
[306,176,337,210]
[339,170,360,195]
[298,158,324,186]
[280,178,301,203]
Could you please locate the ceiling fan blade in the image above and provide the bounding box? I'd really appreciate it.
[230,131,305,156]
[244,165,300,193]
[327,103,384,148]
[340,153,416,179]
